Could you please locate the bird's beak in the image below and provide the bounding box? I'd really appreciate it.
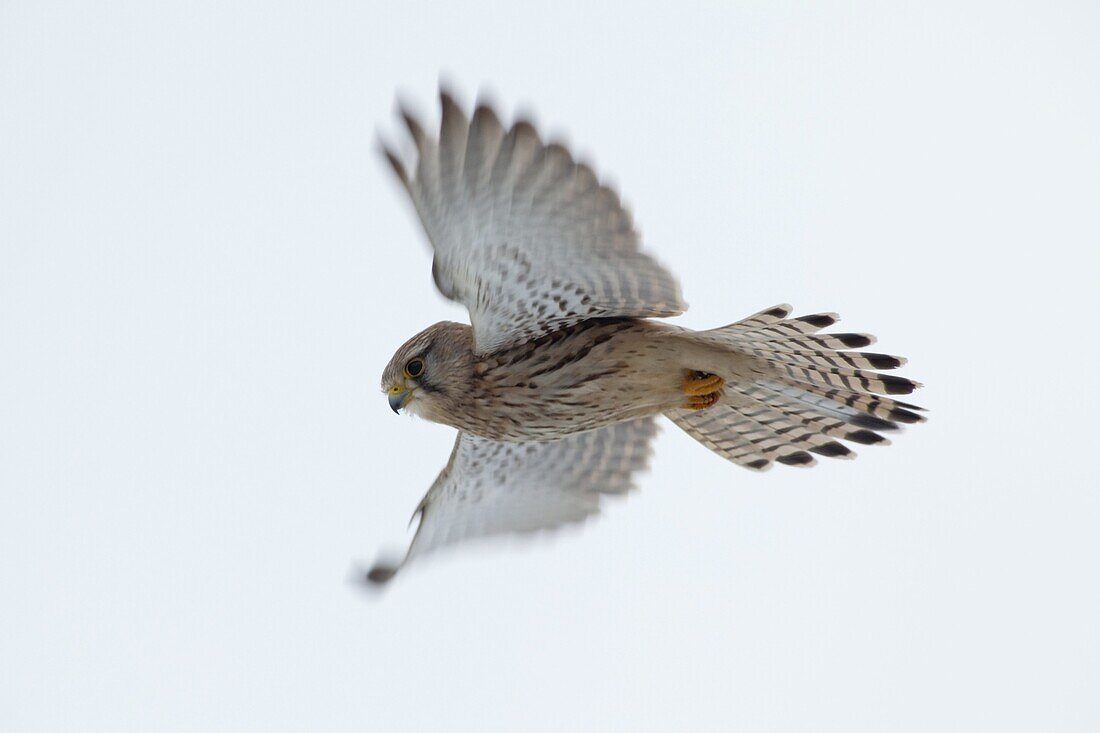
[388,389,410,413]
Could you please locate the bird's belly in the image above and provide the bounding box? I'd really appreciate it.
[492,389,656,441]
[474,348,684,441]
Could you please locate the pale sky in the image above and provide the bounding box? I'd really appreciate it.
[2,2,1098,731]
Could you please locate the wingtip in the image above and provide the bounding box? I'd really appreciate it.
[438,73,461,104]
[511,117,541,144]
[375,137,409,186]
[394,96,428,148]
[472,99,501,126]
[347,560,400,593]
[473,86,501,118]
[438,84,459,110]
[365,563,400,585]
[439,89,458,116]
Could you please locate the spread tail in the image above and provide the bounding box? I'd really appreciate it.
[666,304,925,471]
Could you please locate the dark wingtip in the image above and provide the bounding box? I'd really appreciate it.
[398,107,427,147]
[366,564,399,585]
[472,100,502,131]
[746,458,770,471]
[377,142,409,186]
[439,86,463,117]
[544,141,574,165]
[511,118,541,144]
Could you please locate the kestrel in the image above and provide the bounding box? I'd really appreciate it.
[366,89,924,584]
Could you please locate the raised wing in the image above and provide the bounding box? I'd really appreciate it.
[381,90,686,354]
[365,417,658,585]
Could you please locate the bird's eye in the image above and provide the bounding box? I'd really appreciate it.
[404,358,424,378]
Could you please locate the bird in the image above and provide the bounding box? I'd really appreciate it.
[365,88,925,585]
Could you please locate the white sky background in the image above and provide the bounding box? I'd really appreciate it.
[2,1,1098,730]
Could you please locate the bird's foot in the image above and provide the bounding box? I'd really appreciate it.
[682,371,724,410]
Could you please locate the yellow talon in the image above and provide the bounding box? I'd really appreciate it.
[684,393,721,410]
[683,371,724,396]
[682,371,724,409]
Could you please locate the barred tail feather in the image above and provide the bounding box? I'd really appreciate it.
[670,307,925,471]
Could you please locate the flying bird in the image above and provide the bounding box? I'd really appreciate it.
[366,89,924,584]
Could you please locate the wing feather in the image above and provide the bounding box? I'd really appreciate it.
[383,88,686,353]
[366,418,658,584]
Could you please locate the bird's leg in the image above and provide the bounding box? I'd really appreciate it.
[682,370,724,410]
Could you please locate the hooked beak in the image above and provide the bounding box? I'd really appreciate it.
[388,389,410,413]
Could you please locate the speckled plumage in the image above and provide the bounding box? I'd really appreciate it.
[366,90,925,584]
[383,318,701,442]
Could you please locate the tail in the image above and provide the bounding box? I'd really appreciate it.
[666,304,925,471]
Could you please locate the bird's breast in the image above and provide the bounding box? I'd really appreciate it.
[462,320,684,441]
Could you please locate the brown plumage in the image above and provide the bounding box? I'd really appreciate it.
[367,89,925,584]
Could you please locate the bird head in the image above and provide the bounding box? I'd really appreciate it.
[381,321,474,422]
